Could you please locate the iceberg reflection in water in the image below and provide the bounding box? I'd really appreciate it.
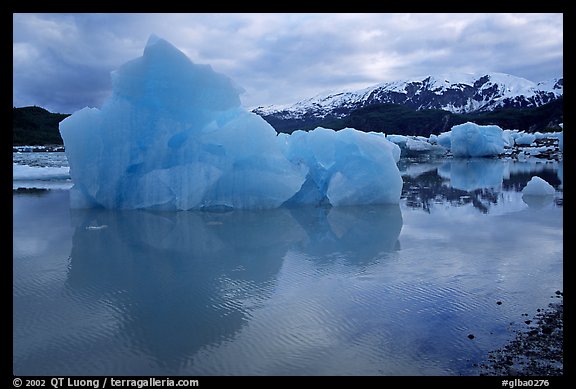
[63,205,402,374]
[13,156,562,376]
[400,158,562,213]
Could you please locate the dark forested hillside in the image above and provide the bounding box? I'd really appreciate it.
[13,106,70,145]
[259,98,563,136]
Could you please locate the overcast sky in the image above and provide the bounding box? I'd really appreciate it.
[13,13,563,114]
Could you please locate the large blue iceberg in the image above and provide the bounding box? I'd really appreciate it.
[60,35,402,210]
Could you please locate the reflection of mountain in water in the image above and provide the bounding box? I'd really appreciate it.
[401,159,562,213]
[66,205,402,373]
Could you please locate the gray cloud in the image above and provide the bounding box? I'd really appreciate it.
[13,13,563,113]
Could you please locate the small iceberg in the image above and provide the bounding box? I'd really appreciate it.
[522,176,555,196]
[521,176,555,208]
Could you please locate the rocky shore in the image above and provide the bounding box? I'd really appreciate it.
[479,291,563,376]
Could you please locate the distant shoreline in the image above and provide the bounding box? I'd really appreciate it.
[13,145,65,153]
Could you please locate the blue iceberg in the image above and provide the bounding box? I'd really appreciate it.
[450,122,505,158]
[60,35,402,210]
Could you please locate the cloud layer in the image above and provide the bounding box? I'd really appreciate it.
[13,13,563,114]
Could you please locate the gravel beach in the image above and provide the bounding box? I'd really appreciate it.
[479,291,563,376]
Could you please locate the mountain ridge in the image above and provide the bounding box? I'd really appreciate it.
[253,72,563,121]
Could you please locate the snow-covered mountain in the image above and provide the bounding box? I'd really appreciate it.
[253,72,563,120]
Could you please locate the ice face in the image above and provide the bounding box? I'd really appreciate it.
[60,35,402,210]
[450,122,505,157]
[437,131,452,149]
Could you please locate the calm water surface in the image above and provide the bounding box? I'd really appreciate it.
[13,155,563,375]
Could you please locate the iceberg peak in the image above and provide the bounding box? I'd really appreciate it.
[145,33,162,48]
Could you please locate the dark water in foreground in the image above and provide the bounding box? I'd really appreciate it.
[13,157,563,375]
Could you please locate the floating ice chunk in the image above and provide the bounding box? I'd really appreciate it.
[12,163,72,190]
[406,137,447,155]
[283,127,402,207]
[522,176,555,196]
[386,134,408,146]
[450,122,505,157]
[514,133,536,146]
[60,35,402,210]
[386,135,446,158]
[406,137,433,151]
[12,163,70,181]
